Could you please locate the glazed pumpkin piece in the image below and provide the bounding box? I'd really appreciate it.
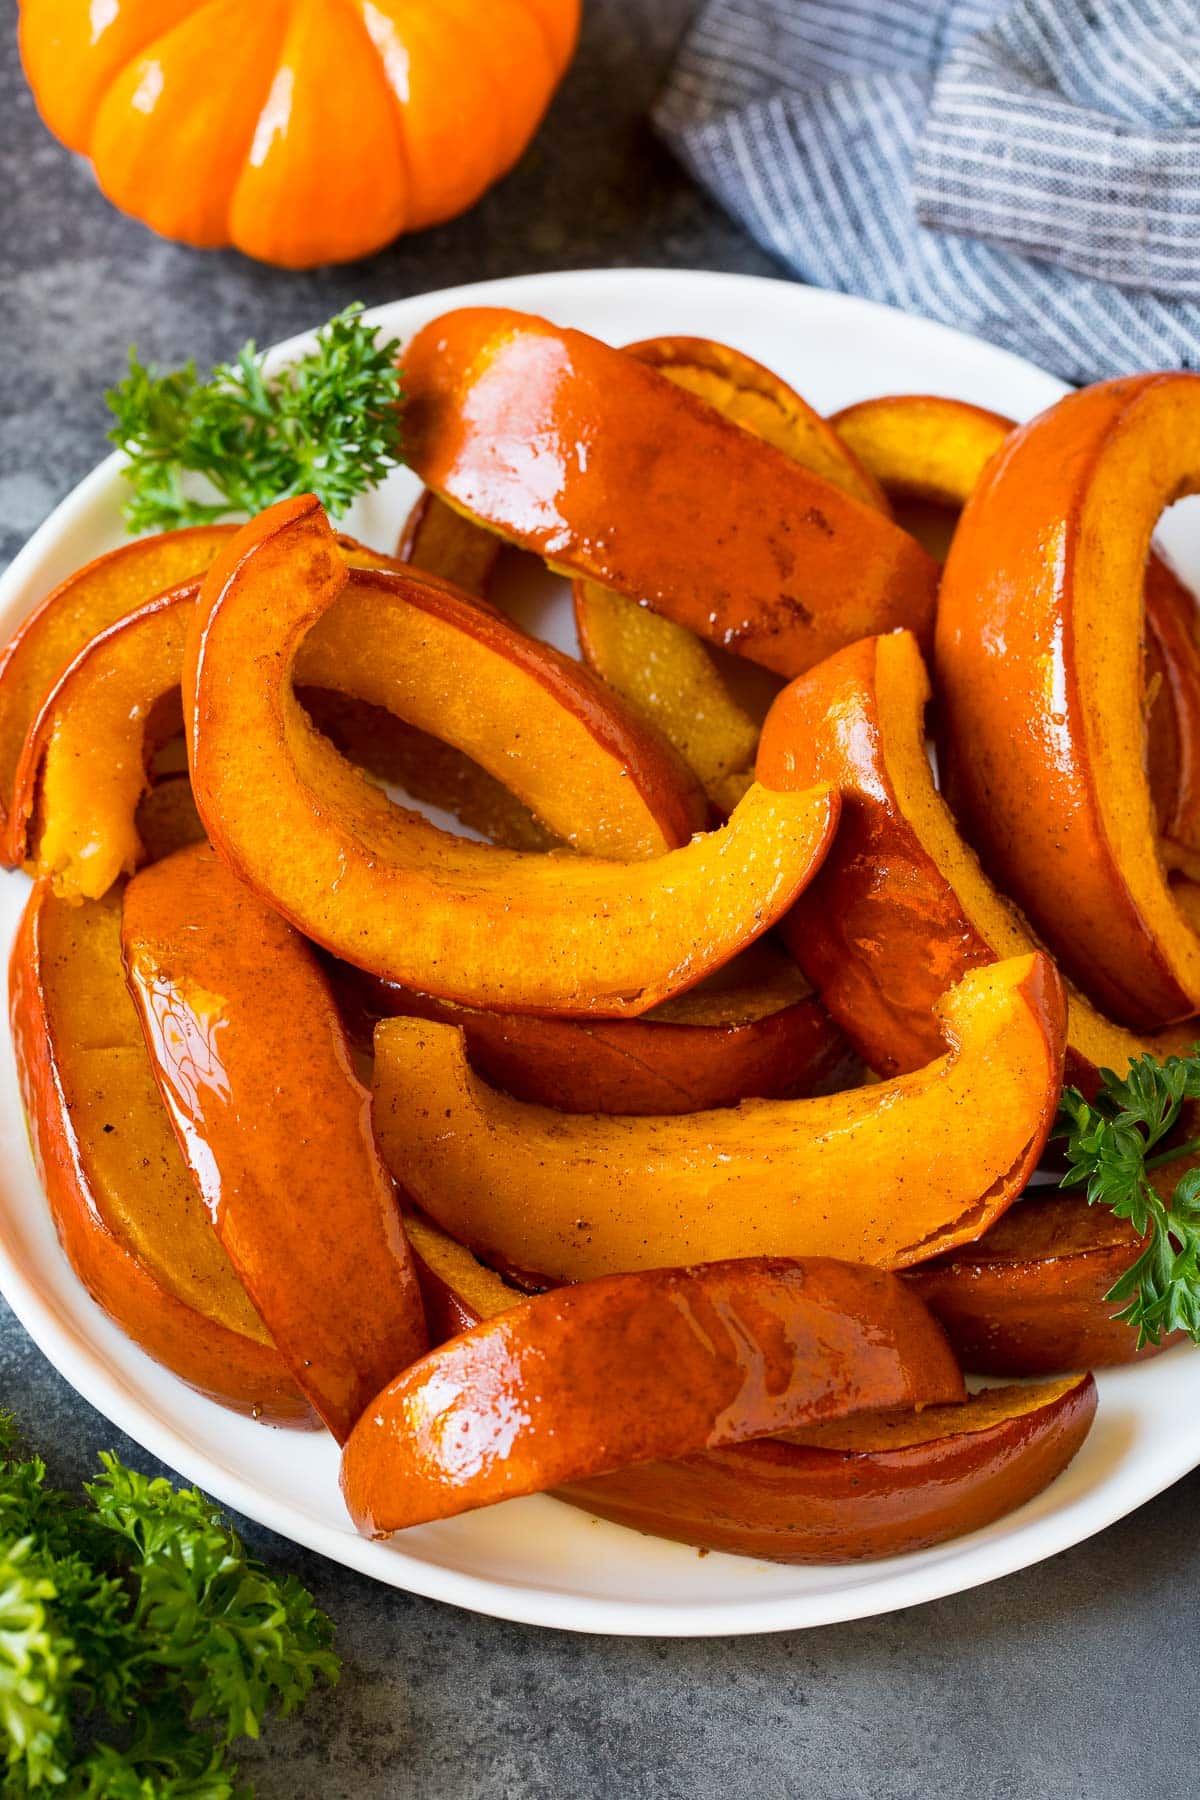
[372,952,1065,1280]
[398,489,502,596]
[566,1374,1097,1563]
[1146,551,1200,854]
[8,881,309,1421]
[0,526,402,872]
[402,308,939,677]
[20,0,580,267]
[830,394,1010,505]
[757,630,1195,1088]
[403,1212,1095,1563]
[0,524,233,854]
[935,373,1200,1030]
[904,1193,1179,1374]
[570,336,886,805]
[339,1256,965,1535]
[350,940,860,1114]
[573,582,762,813]
[121,842,427,1443]
[294,564,706,855]
[186,497,839,1015]
[830,392,1200,855]
[13,544,704,899]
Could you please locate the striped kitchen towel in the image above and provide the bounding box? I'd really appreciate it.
[655,0,1200,382]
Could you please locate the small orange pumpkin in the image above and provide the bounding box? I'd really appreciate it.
[18,0,581,268]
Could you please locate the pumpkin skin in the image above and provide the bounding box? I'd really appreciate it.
[18,0,581,267]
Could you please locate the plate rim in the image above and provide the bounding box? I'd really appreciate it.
[2,263,1197,1637]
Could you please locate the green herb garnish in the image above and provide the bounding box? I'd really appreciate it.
[0,1413,337,1796]
[1058,1050,1200,1347]
[106,303,405,534]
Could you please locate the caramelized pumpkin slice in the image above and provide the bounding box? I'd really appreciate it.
[567,1373,1097,1563]
[832,393,1200,854]
[14,545,703,899]
[122,842,427,1443]
[904,1193,1179,1374]
[0,525,234,851]
[372,953,1065,1280]
[402,307,938,677]
[185,497,839,1015]
[404,1212,1094,1562]
[758,631,1195,1088]
[935,373,1200,1030]
[9,881,309,1421]
[340,1256,965,1535]
[399,488,502,595]
[350,940,859,1113]
[571,337,884,810]
[830,394,1011,504]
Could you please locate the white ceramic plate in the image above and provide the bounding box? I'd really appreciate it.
[1,268,1197,1638]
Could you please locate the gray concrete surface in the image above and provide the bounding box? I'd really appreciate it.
[1,3,1197,1794]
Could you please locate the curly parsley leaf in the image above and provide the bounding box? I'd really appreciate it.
[1058,1049,1200,1346]
[0,1416,338,1797]
[107,303,405,533]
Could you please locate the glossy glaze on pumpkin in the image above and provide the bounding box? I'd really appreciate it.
[185,497,839,1015]
[935,373,1200,1030]
[904,1194,1179,1373]
[8,881,310,1421]
[830,391,1200,860]
[403,1212,1095,1562]
[19,0,581,266]
[565,1374,1097,1563]
[350,941,859,1114]
[0,524,233,851]
[340,1256,965,1535]
[571,335,885,809]
[121,842,427,1442]
[402,308,938,678]
[372,954,1065,1280]
[12,542,706,899]
[757,630,1195,1087]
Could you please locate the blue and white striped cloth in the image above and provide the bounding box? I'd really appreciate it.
[656,0,1200,382]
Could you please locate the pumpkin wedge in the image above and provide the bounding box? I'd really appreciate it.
[573,336,884,810]
[0,525,404,871]
[371,953,1065,1280]
[830,392,1200,855]
[12,546,703,899]
[935,373,1200,1029]
[399,488,501,596]
[340,1256,965,1535]
[350,940,859,1113]
[757,630,1195,1088]
[0,524,233,852]
[407,1212,1094,1561]
[402,307,939,677]
[566,1374,1096,1563]
[9,880,309,1422]
[904,1193,1179,1373]
[185,497,839,1015]
[121,843,427,1444]
[830,394,1011,504]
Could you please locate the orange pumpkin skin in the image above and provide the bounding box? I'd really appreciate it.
[18,0,581,267]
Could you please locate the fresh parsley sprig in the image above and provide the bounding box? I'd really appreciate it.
[0,1415,338,1797]
[1058,1049,1200,1347]
[106,303,405,534]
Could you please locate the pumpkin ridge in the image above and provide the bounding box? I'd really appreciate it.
[339,0,415,227]
[59,0,220,157]
[213,0,298,238]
